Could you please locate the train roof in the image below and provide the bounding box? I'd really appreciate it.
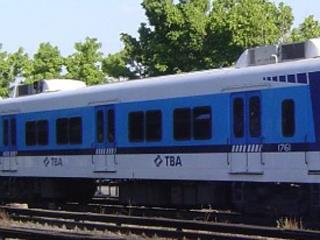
[1,52,320,115]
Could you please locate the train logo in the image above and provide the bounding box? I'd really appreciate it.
[154,155,182,167]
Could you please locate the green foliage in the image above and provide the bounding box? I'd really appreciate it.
[121,0,211,77]
[102,51,133,80]
[7,47,30,80]
[65,37,105,85]
[122,0,294,77]
[289,15,320,42]
[0,47,10,96]
[26,42,64,83]
[206,0,294,66]
[0,47,31,97]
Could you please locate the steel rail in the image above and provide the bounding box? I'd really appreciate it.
[64,202,244,222]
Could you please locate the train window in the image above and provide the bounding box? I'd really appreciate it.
[69,117,82,144]
[233,98,244,138]
[279,75,286,82]
[282,99,295,137]
[249,97,261,137]
[174,108,191,140]
[26,121,36,146]
[57,117,82,144]
[146,110,162,141]
[193,106,212,140]
[297,73,307,84]
[56,118,68,144]
[96,111,104,143]
[3,120,8,146]
[37,120,48,145]
[25,120,48,146]
[10,118,16,146]
[288,74,296,83]
[129,112,144,142]
[107,109,115,143]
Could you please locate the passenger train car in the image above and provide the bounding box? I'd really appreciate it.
[1,38,320,214]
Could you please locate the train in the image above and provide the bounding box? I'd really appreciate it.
[1,38,320,215]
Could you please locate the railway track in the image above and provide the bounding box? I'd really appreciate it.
[65,201,241,220]
[64,198,320,230]
[2,205,320,240]
[61,201,289,227]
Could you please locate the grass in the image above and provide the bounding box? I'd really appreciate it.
[276,217,304,230]
[0,210,10,226]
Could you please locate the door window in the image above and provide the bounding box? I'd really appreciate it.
[249,96,261,137]
[233,98,244,138]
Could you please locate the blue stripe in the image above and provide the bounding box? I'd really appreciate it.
[1,143,320,156]
[17,149,95,156]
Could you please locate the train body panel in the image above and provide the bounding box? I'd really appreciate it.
[1,45,320,210]
[2,151,320,184]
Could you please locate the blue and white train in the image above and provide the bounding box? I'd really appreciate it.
[1,38,320,214]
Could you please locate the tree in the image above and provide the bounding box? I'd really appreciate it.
[0,46,10,96]
[289,15,320,42]
[0,46,31,97]
[102,51,133,80]
[7,47,30,81]
[121,0,210,77]
[121,0,294,78]
[65,37,105,85]
[26,43,64,82]
[205,0,294,66]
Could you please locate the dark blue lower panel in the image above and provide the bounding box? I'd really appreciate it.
[0,142,319,157]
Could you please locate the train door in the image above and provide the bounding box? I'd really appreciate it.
[229,92,263,174]
[92,106,117,172]
[1,116,17,171]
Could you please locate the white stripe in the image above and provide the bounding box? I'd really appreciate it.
[258,145,263,152]
[252,144,257,152]
[253,145,257,152]
[252,144,256,152]
[248,145,253,152]
[243,145,247,153]
[235,145,239,152]
[232,145,236,152]
[239,145,243,152]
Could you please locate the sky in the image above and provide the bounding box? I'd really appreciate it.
[0,0,319,56]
